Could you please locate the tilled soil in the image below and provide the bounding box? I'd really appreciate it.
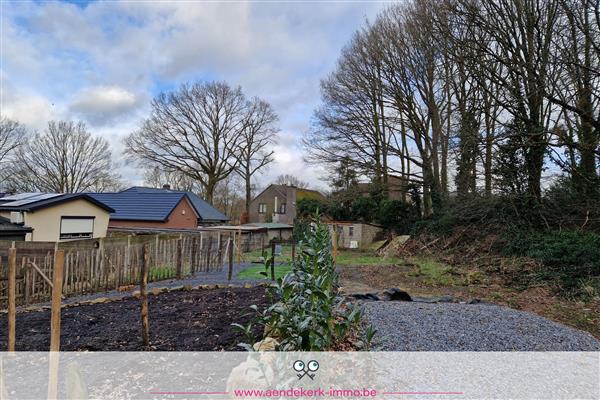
[0,287,269,351]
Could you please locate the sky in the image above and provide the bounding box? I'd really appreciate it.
[0,0,385,191]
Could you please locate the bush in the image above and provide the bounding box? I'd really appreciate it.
[376,199,419,233]
[235,217,366,350]
[503,230,600,291]
[350,196,378,222]
[296,198,326,218]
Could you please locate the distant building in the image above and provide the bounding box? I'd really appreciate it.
[244,222,293,241]
[249,184,325,224]
[355,174,409,201]
[89,186,229,231]
[327,221,383,250]
[0,193,113,242]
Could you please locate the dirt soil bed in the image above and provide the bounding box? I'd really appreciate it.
[0,287,269,351]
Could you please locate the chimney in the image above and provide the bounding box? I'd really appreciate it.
[162,184,171,190]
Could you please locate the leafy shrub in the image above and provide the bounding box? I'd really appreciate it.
[350,197,378,222]
[296,198,326,218]
[503,230,600,292]
[235,216,367,350]
[326,200,352,221]
[376,199,419,233]
[293,218,311,242]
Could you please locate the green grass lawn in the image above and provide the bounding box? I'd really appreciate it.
[243,245,294,263]
[407,256,457,286]
[238,245,405,280]
[335,250,404,266]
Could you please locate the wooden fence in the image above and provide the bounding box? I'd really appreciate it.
[0,231,234,308]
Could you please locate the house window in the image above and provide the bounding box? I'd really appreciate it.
[258,203,267,214]
[348,226,354,237]
[279,203,287,214]
[60,216,95,240]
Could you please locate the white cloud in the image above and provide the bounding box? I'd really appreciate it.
[69,85,141,124]
[1,0,384,188]
[0,74,58,130]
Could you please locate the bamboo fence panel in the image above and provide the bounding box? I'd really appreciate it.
[0,231,229,308]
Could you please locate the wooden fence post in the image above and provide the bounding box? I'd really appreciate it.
[228,234,234,281]
[190,237,197,274]
[125,235,131,283]
[237,230,242,265]
[217,232,222,267]
[205,235,212,272]
[97,238,106,291]
[47,249,65,400]
[271,242,276,281]
[140,244,150,347]
[176,238,183,280]
[332,225,338,264]
[50,249,65,352]
[7,247,17,352]
[154,234,159,267]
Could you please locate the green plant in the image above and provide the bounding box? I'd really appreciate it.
[235,215,372,350]
[231,306,260,351]
[503,230,600,294]
[296,198,326,218]
[376,199,419,233]
[363,325,377,351]
[149,265,174,281]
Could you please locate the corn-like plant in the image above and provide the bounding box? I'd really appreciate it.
[234,214,369,351]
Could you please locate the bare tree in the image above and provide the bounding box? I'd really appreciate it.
[547,0,600,195]
[308,0,598,211]
[378,1,450,214]
[4,121,121,193]
[274,174,309,188]
[305,27,394,185]
[213,174,245,223]
[143,166,200,192]
[235,97,279,214]
[125,81,249,204]
[0,118,26,188]
[451,0,561,201]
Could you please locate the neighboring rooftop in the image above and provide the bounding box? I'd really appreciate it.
[0,193,114,212]
[0,216,33,233]
[253,184,325,202]
[88,187,229,223]
[89,191,191,222]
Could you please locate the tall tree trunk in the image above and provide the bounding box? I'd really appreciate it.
[245,169,252,215]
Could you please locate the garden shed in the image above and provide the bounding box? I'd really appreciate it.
[327,221,383,250]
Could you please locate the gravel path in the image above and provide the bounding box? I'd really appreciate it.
[361,301,600,351]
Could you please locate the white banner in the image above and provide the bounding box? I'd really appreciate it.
[1,352,598,399]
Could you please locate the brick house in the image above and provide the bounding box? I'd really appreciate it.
[89,186,229,230]
[248,184,325,225]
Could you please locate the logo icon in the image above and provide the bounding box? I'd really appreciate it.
[293,360,319,380]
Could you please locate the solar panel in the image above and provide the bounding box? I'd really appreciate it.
[32,193,62,201]
[0,193,41,201]
[0,193,62,207]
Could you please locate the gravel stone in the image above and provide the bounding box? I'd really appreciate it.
[361,301,600,351]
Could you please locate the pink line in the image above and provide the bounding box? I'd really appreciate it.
[149,391,229,395]
[383,392,464,395]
